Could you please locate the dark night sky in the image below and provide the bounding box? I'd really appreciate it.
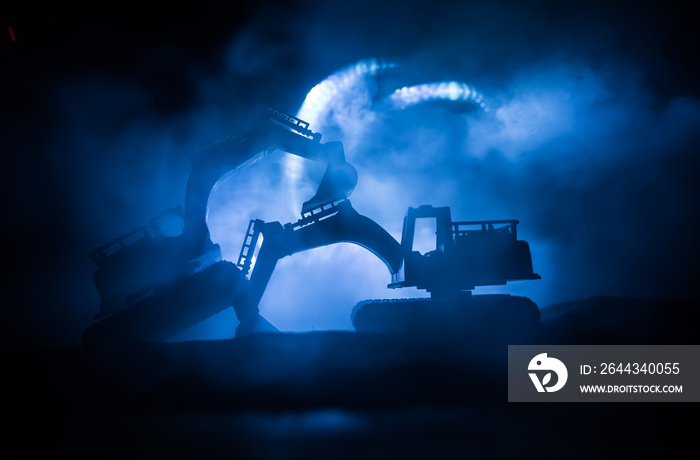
[2,1,699,347]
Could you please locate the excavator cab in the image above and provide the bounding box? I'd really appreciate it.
[388,205,540,298]
[88,206,223,320]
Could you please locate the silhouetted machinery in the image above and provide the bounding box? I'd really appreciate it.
[389,205,540,297]
[83,108,539,347]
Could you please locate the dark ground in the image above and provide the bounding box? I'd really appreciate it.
[4,295,698,459]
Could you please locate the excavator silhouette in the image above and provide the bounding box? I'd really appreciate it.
[82,108,540,348]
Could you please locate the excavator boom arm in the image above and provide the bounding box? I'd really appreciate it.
[182,108,341,251]
[237,201,403,320]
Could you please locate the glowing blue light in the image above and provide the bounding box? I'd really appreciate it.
[288,61,490,213]
[297,58,399,127]
[386,81,487,111]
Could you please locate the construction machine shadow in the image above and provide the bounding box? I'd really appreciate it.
[82,108,540,349]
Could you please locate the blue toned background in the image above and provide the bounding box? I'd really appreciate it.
[2,0,698,347]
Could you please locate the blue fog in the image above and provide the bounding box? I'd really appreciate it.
[3,1,699,345]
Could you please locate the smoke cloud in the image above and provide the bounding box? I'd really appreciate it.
[2,1,698,345]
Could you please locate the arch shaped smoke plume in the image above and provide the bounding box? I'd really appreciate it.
[287,58,488,212]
